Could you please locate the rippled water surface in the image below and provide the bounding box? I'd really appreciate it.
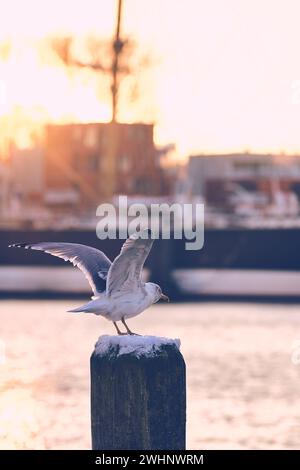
[1,300,300,449]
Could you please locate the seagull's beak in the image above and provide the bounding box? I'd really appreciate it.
[160,292,170,302]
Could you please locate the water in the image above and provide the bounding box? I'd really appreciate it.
[1,300,300,450]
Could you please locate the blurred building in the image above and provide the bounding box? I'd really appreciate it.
[188,153,300,215]
[45,122,168,212]
[10,145,44,203]
[0,159,10,219]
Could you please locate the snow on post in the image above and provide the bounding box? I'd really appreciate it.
[90,335,186,450]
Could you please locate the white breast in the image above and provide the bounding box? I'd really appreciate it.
[107,288,154,322]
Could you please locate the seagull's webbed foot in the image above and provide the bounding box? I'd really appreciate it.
[121,317,141,336]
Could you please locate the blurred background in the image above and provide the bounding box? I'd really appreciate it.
[1,0,300,450]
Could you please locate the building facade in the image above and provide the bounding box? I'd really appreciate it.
[45,122,165,212]
[188,153,300,213]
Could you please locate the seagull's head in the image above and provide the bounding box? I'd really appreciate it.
[146,282,170,303]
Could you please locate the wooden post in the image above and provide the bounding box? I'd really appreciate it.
[90,335,186,450]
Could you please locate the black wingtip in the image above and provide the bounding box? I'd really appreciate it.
[142,228,154,238]
[8,243,30,249]
[129,228,154,241]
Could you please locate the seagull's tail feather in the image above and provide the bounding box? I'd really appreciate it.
[68,305,88,313]
[68,297,108,315]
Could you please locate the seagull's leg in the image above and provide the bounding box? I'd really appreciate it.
[113,321,127,336]
[121,317,140,336]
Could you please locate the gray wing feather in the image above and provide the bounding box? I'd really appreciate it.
[106,233,154,295]
[9,242,112,295]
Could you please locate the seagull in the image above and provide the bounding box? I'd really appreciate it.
[9,231,169,335]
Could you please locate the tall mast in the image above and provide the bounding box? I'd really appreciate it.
[111,0,124,122]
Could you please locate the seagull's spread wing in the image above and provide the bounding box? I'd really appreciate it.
[9,242,111,295]
[106,232,154,295]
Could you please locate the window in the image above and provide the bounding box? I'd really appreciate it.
[72,153,79,170]
[84,127,98,148]
[87,154,99,171]
[119,154,130,172]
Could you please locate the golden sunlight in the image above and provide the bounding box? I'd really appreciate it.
[1,0,300,156]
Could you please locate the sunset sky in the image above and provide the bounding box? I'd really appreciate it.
[1,0,300,158]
